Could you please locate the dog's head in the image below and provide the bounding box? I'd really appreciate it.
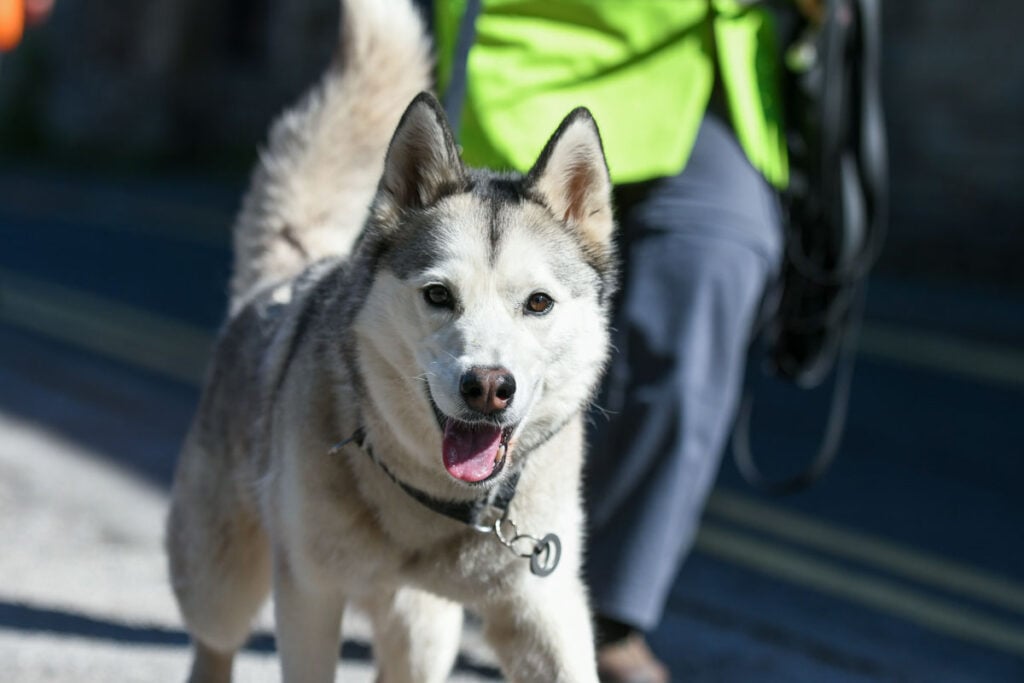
[352,93,616,488]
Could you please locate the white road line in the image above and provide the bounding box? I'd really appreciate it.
[696,522,1024,658]
[707,490,1024,617]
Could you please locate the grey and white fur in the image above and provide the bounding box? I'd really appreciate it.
[166,0,618,681]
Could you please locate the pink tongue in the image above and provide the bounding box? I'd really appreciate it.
[442,421,502,483]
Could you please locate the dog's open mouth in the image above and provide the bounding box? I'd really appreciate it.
[441,419,514,484]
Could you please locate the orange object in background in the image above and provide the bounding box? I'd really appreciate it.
[0,0,25,52]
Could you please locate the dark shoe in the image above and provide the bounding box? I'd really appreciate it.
[597,631,670,683]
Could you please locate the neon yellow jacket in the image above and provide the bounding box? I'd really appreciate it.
[435,0,788,187]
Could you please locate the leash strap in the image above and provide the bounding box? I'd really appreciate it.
[732,285,865,494]
[440,0,481,136]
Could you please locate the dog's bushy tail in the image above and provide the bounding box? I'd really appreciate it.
[229,0,432,313]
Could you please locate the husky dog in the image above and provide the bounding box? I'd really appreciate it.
[166,0,617,681]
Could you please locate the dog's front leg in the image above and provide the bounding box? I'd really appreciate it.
[274,559,345,683]
[361,586,463,683]
[480,575,599,683]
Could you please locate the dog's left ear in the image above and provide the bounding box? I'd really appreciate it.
[527,108,614,248]
[377,92,467,213]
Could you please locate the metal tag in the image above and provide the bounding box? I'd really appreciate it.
[529,533,562,577]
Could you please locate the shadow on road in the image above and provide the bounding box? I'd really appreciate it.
[0,601,503,679]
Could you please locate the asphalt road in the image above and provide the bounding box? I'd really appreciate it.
[1,165,1023,681]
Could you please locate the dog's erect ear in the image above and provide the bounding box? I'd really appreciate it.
[527,108,614,248]
[378,92,467,212]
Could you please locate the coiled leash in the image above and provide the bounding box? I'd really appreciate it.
[732,0,888,494]
[330,429,561,577]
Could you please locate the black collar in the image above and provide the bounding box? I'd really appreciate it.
[333,427,521,531]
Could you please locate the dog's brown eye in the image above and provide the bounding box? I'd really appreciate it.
[423,284,453,309]
[525,292,554,315]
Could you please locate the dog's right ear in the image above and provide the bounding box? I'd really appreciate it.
[376,92,467,215]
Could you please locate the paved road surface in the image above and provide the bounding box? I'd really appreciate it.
[1,166,1022,681]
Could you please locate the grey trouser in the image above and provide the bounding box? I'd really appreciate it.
[584,113,784,631]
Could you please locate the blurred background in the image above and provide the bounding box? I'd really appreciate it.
[0,0,1021,681]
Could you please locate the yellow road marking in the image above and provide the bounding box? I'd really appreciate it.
[3,177,1023,386]
[696,522,1024,658]
[857,321,1024,388]
[3,269,1024,657]
[707,490,1024,617]
[0,180,231,247]
[0,269,211,385]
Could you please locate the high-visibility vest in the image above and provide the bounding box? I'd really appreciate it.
[435,0,788,187]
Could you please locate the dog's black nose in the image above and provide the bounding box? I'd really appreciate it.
[460,367,516,414]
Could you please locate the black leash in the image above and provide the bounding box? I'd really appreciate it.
[330,428,562,577]
[732,286,865,494]
[440,0,482,131]
[732,0,888,494]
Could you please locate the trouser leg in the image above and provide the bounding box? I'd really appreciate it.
[584,114,783,631]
